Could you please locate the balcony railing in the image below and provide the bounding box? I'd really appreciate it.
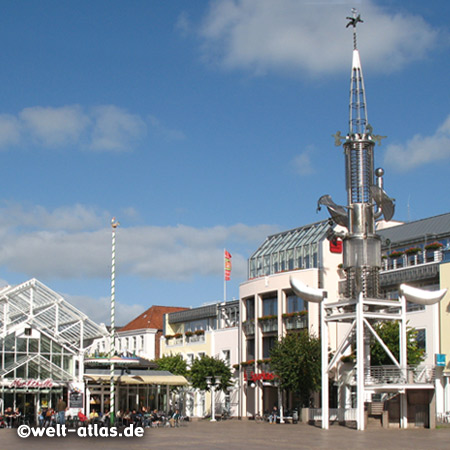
[242,320,255,336]
[186,334,205,344]
[382,249,443,271]
[365,365,435,385]
[165,337,183,346]
[259,317,278,333]
[283,314,307,330]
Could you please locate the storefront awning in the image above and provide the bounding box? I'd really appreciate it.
[133,375,188,386]
[85,374,188,386]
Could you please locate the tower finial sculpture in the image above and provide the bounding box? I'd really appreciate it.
[319,8,395,300]
[292,10,446,431]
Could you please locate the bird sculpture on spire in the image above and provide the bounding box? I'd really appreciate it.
[346,9,363,28]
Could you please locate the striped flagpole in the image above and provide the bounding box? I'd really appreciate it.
[110,217,119,425]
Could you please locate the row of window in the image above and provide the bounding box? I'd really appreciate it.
[245,293,307,320]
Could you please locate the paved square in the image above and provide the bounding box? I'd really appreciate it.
[3,420,450,449]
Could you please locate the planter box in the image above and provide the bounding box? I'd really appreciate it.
[284,315,307,330]
[260,318,277,333]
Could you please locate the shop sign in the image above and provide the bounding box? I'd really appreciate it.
[69,390,84,408]
[9,378,53,389]
[330,239,343,253]
[244,371,275,382]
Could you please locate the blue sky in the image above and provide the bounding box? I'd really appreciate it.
[0,0,448,325]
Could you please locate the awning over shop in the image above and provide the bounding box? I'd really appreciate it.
[133,375,188,386]
[85,374,188,386]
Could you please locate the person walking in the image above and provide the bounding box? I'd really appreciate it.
[56,397,67,425]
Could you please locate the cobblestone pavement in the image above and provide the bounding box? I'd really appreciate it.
[2,420,449,450]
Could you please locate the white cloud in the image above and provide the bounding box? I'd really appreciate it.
[0,105,179,152]
[0,114,22,147]
[199,0,438,76]
[65,294,144,326]
[0,203,278,281]
[20,105,90,147]
[148,115,186,141]
[90,105,147,152]
[384,114,450,171]
[293,150,315,175]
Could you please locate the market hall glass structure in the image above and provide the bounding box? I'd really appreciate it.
[0,279,106,422]
[248,221,329,279]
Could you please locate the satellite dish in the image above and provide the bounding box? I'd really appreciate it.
[399,283,447,306]
[290,277,327,303]
[370,185,395,221]
[317,195,348,228]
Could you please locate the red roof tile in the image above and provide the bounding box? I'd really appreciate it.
[120,305,188,332]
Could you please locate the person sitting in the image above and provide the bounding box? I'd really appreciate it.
[151,409,161,427]
[269,406,279,424]
[141,407,151,428]
[44,408,54,428]
[169,409,180,428]
[123,410,131,426]
[78,410,89,426]
[100,410,110,426]
[4,407,14,428]
[13,407,21,428]
[89,409,99,423]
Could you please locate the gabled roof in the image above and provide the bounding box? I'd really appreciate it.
[378,212,450,247]
[0,278,107,352]
[119,305,188,332]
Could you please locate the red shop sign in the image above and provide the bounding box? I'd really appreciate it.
[9,378,54,389]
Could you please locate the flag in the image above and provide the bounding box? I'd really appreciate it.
[224,250,232,281]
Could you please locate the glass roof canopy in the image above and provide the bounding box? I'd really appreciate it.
[248,220,329,279]
[0,278,107,353]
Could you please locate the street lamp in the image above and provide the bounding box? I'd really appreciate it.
[206,377,220,422]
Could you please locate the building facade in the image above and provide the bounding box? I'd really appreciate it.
[161,300,239,418]
[0,278,107,423]
[238,220,346,417]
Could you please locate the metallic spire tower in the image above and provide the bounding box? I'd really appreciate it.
[291,9,446,431]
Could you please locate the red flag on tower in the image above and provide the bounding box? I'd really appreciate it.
[224,250,232,281]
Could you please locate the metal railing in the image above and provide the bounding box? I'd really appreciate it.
[284,315,307,330]
[365,365,435,385]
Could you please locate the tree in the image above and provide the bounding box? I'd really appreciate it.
[370,320,425,366]
[189,355,232,392]
[269,331,321,407]
[155,354,188,377]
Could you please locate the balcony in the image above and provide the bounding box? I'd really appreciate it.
[365,365,435,385]
[186,334,205,344]
[283,313,307,331]
[242,320,255,336]
[259,316,277,333]
[165,336,183,346]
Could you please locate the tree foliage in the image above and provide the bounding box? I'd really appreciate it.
[269,331,321,407]
[189,355,232,392]
[370,321,425,366]
[155,354,188,377]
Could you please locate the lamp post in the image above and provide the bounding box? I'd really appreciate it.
[206,377,220,422]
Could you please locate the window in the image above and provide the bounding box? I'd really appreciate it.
[262,296,277,316]
[186,353,194,368]
[222,350,231,365]
[246,298,255,321]
[286,293,306,313]
[246,339,255,361]
[263,336,277,359]
[416,329,426,351]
